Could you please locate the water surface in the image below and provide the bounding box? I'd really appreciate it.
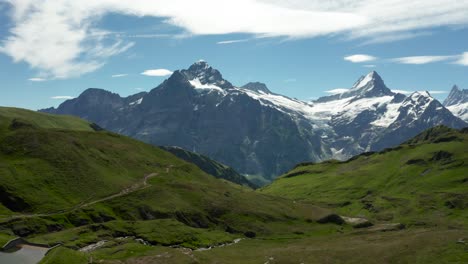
[0,245,48,264]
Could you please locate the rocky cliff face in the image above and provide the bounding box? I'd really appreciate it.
[42,62,467,182]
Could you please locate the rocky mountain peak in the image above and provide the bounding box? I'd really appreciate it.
[182,61,233,89]
[444,85,468,106]
[242,82,272,93]
[349,71,393,98]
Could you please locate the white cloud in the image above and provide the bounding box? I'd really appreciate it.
[111,74,128,78]
[28,77,46,82]
[344,54,377,63]
[391,89,411,94]
[141,69,173,77]
[391,55,456,65]
[217,39,249,45]
[284,78,297,83]
[2,1,468,79]
[391,89,447,95]
[51,96,75,100]
[325,88,349,94]
[455,52,468,66]
[427,90,447,94]
[363,64,376,68]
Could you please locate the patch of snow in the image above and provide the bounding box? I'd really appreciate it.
[189,78,225,94]
[129,97,143,106]
[371,102,401,127]
[447,102,468,122]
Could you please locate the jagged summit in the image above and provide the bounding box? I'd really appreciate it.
[444,85,467,106]
[181,61,233,89]
[443,85,468,122]
[315,71,393,103]
[242,82,272,94]
[349,71,393,98]
[351,71,383,89]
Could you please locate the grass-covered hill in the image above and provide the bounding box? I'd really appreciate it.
[160,146,256,188]
[0,107,331,250]
[262,125,468,228]
[1,108,467,263]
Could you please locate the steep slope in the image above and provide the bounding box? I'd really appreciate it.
[311,73,466,157]
[444,85,468,122]
[0,107,95,132]
[160,146,256,188]
[262,126,468,227]
[43,62,466,181]
[0,107,330,248]
[44,61,327,181]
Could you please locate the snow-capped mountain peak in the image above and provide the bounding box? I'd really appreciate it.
[241,82,272,94]
[351,71,381,89]
[182,61,233,89]
[444,85,468,122]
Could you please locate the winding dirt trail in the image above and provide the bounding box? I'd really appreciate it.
[0,167,172,221]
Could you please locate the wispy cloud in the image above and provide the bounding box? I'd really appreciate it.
[455,52,468,66]
[325,88,349,94]
[28,77,46,82]
[392,89,447,95]
[391,55,456,65]
[51,96,74,100]
[2,1,468,79]
[217,39,249,45]
[427,90,447,94]
[363,64,376,68]
[391,89,411,94]
[284,78,297,83]
[344,54,377,63]
[358,31,433,45]
[111,74,128,78]
[141,69,173,77]
[127,33,173,38]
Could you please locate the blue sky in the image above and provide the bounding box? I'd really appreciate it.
[0,1,467,110]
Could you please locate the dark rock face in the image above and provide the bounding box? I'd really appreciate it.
[444,85,468,106]
[242,82,272,94]
[41,62,467,182]
[43,62,323,180]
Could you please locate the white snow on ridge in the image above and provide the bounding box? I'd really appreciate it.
[237,87,395,124]
[189,78,225,93]
[371,102,401,127]
[352,72,374,90]
[447,102,468,122]
[403,91,434,118]
[238,88,317,119]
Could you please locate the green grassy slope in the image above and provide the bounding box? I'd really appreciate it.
[262,126,468,227]
[0,107,331,250]
[3,108,467,263]
[160,146,256,188]
[0,107,94,132]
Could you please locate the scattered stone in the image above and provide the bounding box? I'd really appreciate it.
[79,240,107,252]
[317,214,345,225]
[341,216,373,228]
[456,238,466,245]
[135,238,151,246]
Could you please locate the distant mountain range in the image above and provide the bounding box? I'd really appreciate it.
[42,61,467,182]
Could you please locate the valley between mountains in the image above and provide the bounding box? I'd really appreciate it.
[42,61,468,184]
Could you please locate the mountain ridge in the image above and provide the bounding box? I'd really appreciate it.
[41,61,467,182]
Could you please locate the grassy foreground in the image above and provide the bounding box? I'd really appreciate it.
[0,108,466,263]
